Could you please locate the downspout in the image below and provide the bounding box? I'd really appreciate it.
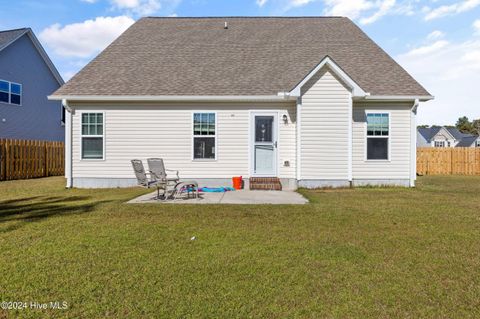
[62,99,73,188]
[410,99,419,187]
[296,97,302,184]
[348,92,353,187]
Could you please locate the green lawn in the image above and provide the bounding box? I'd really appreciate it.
[0,176,479,318]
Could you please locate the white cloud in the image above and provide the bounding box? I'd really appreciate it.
[110,0,161,15]
[424,0,480,21]
[256,0,268,6]
[323,0,401,24]
[403,40,449,57]
[323,0,374,18]
[474,19,480,34]
[39,16,135,58]
[290,0,315,6]
[427,30,445,40]
[397,38,480,124]
[360,0,396,24]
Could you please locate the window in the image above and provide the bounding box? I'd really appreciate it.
[0,79,22,105]
[366,113,389,160]
[81,113,104,159]
[434,141,445,147]
[193,112,216,160]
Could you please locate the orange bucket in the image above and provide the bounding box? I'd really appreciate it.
[232,176,243,190]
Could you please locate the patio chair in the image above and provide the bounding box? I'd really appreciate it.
[131,159,164,199]
[146,158,181,201]
[147,158,180,184]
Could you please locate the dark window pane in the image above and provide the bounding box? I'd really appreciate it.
[255,116,273,142]
[193,137,215,159]
[82,113,89,124]
[0,81,8,92]
[367,138,388,160]
[0,91,8,103]
[82,137,103,159]
[10,83,21,95]
[10,94,20,105]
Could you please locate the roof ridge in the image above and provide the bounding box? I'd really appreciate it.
[0,27,29,34]
[144,16,345,19]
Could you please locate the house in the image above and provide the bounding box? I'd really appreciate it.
[417,126,479,148]
[0,28,64,141]
[49,17,433,189]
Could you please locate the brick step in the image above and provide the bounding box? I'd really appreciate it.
[249,177,282,191]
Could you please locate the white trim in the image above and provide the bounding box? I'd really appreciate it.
[347,92,353,181]
[364,111,391,162]
[431,127,457,142]
[296,97,302,181]
[289,56,366,97]
[191,111,218,161]
[360,95,434,102]
[48,95,294,102]
[249,110,279,177]
[79,111,106,161]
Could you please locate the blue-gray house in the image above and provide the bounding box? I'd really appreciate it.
[0,28,64,141]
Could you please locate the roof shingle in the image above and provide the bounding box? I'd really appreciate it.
[53,17,430,97]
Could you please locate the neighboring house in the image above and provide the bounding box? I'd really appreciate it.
[49,17,433,189]
[417,126,480,148]
[0,28,64,141]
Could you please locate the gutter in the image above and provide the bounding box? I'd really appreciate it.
[48,95,295,102]
[359,95,434,102]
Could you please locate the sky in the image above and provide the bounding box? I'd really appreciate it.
[0,0,479,125]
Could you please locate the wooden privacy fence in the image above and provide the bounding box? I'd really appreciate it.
[417,147,480,175]
[0,139,64,181]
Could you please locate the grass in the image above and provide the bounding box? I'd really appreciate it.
[0,176,479,318]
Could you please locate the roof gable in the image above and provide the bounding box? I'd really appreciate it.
[0,28,64,86]
[52,17,430,98]
[289,56,365,97]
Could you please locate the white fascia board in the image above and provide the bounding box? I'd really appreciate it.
[359,95,434,102]
[288,56,366,97]
[48,95,294,102]
[433,126,456,141]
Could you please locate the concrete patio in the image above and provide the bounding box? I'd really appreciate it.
[128,189,308,205]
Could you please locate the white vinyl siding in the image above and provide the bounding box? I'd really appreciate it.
[352,102,412,179]
[70,102,296,179]
[300,67,350,180]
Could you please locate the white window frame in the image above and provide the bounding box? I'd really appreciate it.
[0,79,22,106]
[434,141,445,148]
[80,111,106,161]
[191,111,217,161]
[364,111,391,162]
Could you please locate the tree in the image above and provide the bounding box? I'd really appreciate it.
[472,119,480,136]
[456,116,475,134]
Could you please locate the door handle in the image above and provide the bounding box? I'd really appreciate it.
[274,141,278,148]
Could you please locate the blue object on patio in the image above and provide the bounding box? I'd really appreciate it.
[198,187,235,192]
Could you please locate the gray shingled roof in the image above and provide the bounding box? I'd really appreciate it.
[0,28,28,51]
[53,17,430,97]
[418,126,479,146]
[456,135,478,147]
[418,127,442,142]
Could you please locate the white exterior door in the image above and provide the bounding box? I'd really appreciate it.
[251,112,278,176]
